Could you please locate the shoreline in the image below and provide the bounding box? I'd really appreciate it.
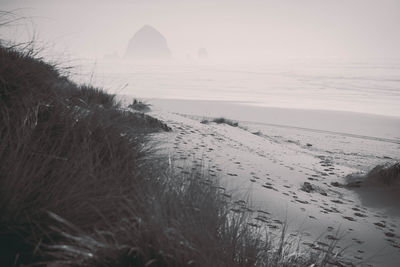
[120,97,400,141]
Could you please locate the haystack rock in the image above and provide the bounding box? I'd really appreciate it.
[125,25,172,60]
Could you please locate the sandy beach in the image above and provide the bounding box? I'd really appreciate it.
[142,98,400,267]
[4,1,400,265]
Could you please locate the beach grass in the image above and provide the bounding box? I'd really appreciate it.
[128,99,151,112]
[201,117,239,127]
[346,162,400,188]
[364,162,400,186]
[0,43,347,266]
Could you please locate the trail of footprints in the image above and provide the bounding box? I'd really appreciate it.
[165,120,400,254]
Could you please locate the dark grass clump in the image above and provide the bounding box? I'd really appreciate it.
[128,99,151,112]
[346,162,400,187]
[212,117,239,127]
[0,43,348,266]
[201,117,239,127]
[364,162,400,186]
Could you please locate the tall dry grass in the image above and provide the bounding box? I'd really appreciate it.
[0,44,348,266]
[0,44,166,265]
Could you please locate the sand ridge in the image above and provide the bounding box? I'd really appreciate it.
[150,109,400,267]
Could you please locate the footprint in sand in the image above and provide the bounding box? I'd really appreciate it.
[354,212,367,218]
[325,234,338,241]
[267,224,279,229]
[352,238,364,244]
[262,184,278,191]
[385,232,396,238]
[389,241,400,249]
[343,216,356,222]
[374,222,386,228]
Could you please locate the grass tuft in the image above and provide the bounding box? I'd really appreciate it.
[201,117,239,127]
[364,162,400,186]
[128,99,151,112]
[212,117,239,127]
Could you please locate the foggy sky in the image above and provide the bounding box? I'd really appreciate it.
[1,0,400,61]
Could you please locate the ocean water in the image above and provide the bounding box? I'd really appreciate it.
[74,58,400,118]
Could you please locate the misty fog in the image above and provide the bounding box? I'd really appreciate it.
[2,0,400,61]
[3,0,399,117]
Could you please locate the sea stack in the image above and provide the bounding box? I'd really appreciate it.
[125,25,172,60]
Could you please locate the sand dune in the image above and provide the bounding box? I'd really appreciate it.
[147,100,400,267]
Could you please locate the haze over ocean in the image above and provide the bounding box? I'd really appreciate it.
[3,0,399,119]
[74,58,400,118]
